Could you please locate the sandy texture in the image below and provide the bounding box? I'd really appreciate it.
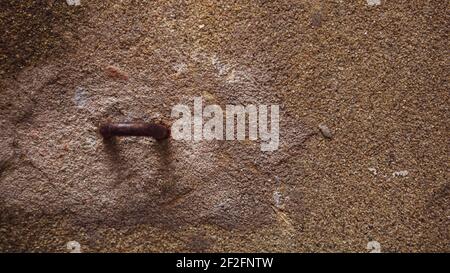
[0,0,448,252]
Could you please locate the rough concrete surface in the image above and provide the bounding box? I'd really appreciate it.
[0,0,448,252]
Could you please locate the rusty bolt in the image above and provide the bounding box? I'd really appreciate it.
[99,122,170,140]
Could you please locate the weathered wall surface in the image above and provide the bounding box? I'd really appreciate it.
[0,0,448,252]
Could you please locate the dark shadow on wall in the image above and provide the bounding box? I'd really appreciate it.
[102,137,135,187]
[0,0,85,78]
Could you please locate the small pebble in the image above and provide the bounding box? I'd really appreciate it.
[367,0,381,6]
[367,241,381,253]
[319,124,332,139]
[393,170,409,177]
[66,0,81,6]
[368,167,377,176]
[66,241,81,253]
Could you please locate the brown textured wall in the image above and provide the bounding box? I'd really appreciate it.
[0,0,448,252]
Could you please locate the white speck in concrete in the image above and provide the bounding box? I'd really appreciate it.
[273,190,283,209]
[366,0,381,6]
[66,0,81,6]
[150,112,162,120]
[211,55,230,76]
[83,136,97,150]
[366,241,381,253]
[73,87,89,109]
[67,241,82,253]
[173,62,187,74]
[226,69,238,83]
[393,170,409,177]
